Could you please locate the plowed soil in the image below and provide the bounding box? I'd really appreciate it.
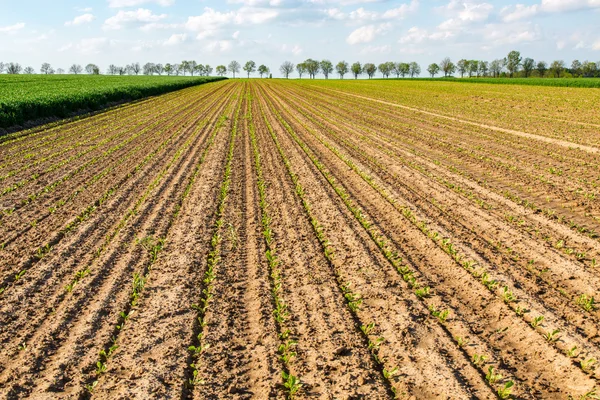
[1,79,599,399]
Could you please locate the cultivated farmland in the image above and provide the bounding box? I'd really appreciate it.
[0,79,599,399]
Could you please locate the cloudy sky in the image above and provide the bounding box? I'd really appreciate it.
[1,0,599,77]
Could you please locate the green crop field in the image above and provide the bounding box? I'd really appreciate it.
[381,77,600,88]
[0,75,226,130]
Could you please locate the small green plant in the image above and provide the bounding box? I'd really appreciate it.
[544,329,560,342]
[415,286,430,298]
[383,366,399,380]
[428,305,450,322]
[95,361,107,375]
[85,380,98,393]
[567,346,579,358]
[581,358,597,373]
[360,323,375,336]
[455,336,467,348]
[497,381,514,399]
[531,315,544,328]
[501,286,516,303]
[282,371,302,398]
[577,294,596,312]
[486,366,502,384]
[472,354,488,366]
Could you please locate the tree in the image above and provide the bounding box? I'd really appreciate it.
[174,64,182,76]
[440,57,455,77]
[24,66,35,74]
[536,61,547,77]
[69,64,83,74]
[243,60,257,78]
[351,62,362,79]
[187,61,197,76]
[457,59,468,78]
[505,50,522,78]
[320,60,333,79]
[427,63,440,77]
[550,60,565,77]
[155,63,164,75]
[216,65,227,76]
[336,61,349,79]
[280,61,294,79]
[378,62,392,78]
[164,63,173,76]
[409,62,421,78]
[228,60,241,78]
[85,63,100,74]
[40,63,53,74]
[107,64,118,75]
[490,59,503,78]
[467,61,478,77]
[195,64,205,76]
[130,62,141,75]
[522,58,535,78]
[258,64,269,78]
[398,62,410,78]
[143,62,155,75]
[582,60,598,78]
[364,63,377,79]
[57,68,65,74]
[0,62,4,74]
[296,62,306,79]
[571,60,582,77]
[304,59,320,79]
[478,61,489,77]
[6,63,22,74]
[205,65,213,76]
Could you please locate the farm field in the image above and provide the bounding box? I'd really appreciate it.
[0,75,225,130]
[0,78,599,399]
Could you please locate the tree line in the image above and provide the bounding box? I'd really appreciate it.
[2,51,599,79]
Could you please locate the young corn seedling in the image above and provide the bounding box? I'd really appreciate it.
[497,381,514,399]
[567,346,580,358]
[282,371,302,399]
[472,354,488,366]
[531,315,545,328]
[85,380,98,393]
[455,336,468,348]
[544,329,561,343]
[501,286,516,303]
[428,305,450,322]
[581,358,597,373]
[383,367,399,380]
[486,366,503,385]
[577,294,596,312]
[415,286,430,299]
[360,323,375,336]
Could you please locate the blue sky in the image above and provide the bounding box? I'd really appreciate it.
[1,0,599,77]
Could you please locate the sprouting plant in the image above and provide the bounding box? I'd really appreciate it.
[576,389,600,400]
[481,273,498,290]
[95,361,107,375]
[544,329,561,342]
[18,343,27,351]
[361,323,375,336]
[472,354,488,366]
[531,315,544,328]
[455,336,468,348]
[85,380,98,393]
[486,366,503,384]
[502,286,516,303]
[383,366,399,380]
[497,381,514,399]
[515,306,527,316]
[14,269,26,281]
[581,358,597,372]
[415,287,430,298]
[567,346,579,358]
[428,305,450,322]
[577,294,596,312]
[188,364,203,386]
[282,371,302,398]
[368,337,385,351]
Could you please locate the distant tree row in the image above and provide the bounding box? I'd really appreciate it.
[276,59,421,79]
[425,51,600,79]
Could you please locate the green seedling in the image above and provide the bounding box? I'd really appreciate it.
[544,329,561,342]
[531,315,544,328]
[472,354,488,366]
[282,371,302,398]
[383,366,399,380]
[567,346,579,358]
[581,358,597,372]
[497,381,514,399]
[361,323,375,336]
[415,287,430,298]
[85,380,98,393]
[486,366,502,384]
[577,294,596,312]
[502,286,517,303]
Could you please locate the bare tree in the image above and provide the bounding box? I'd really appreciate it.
[107,64,118,75]
[320,60,333,79]
[6,63,23,74]
[409,62,421,78]
[228,60,241,78]
[243,60,256,78]
[216,65,227,76]
[130,62,141,75]
[189,61,198,76]
[440,57,455,77]
[351,62,362,79]
[336,61,348,79]
[280,61,294,79]
[522,58,535,78]
[143,62,155,75]
[0,62,4,74]
[56,68,65,74]
[204,65,213,76]
[40,63,53,74]
[155,63,164,75]
[24,66,35,74]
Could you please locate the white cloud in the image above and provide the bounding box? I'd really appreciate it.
[185,7,278,39]
[359,44,391,54]
[501,0,600,22]
[65,14,96,26]
[59,37,110,55]
[483,22,542,45]
[164,33,187,46]
[103,8,167,30]
[593,39,600,50]
[108,0,174,7]
[232,30,240,39]
[346,23,390,45]
[0,23,25,34]
[206,40,233,53]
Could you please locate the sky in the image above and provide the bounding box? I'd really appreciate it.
[1,0,599,77]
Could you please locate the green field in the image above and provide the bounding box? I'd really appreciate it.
[381,77,600,88]
[0,75,226,130]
